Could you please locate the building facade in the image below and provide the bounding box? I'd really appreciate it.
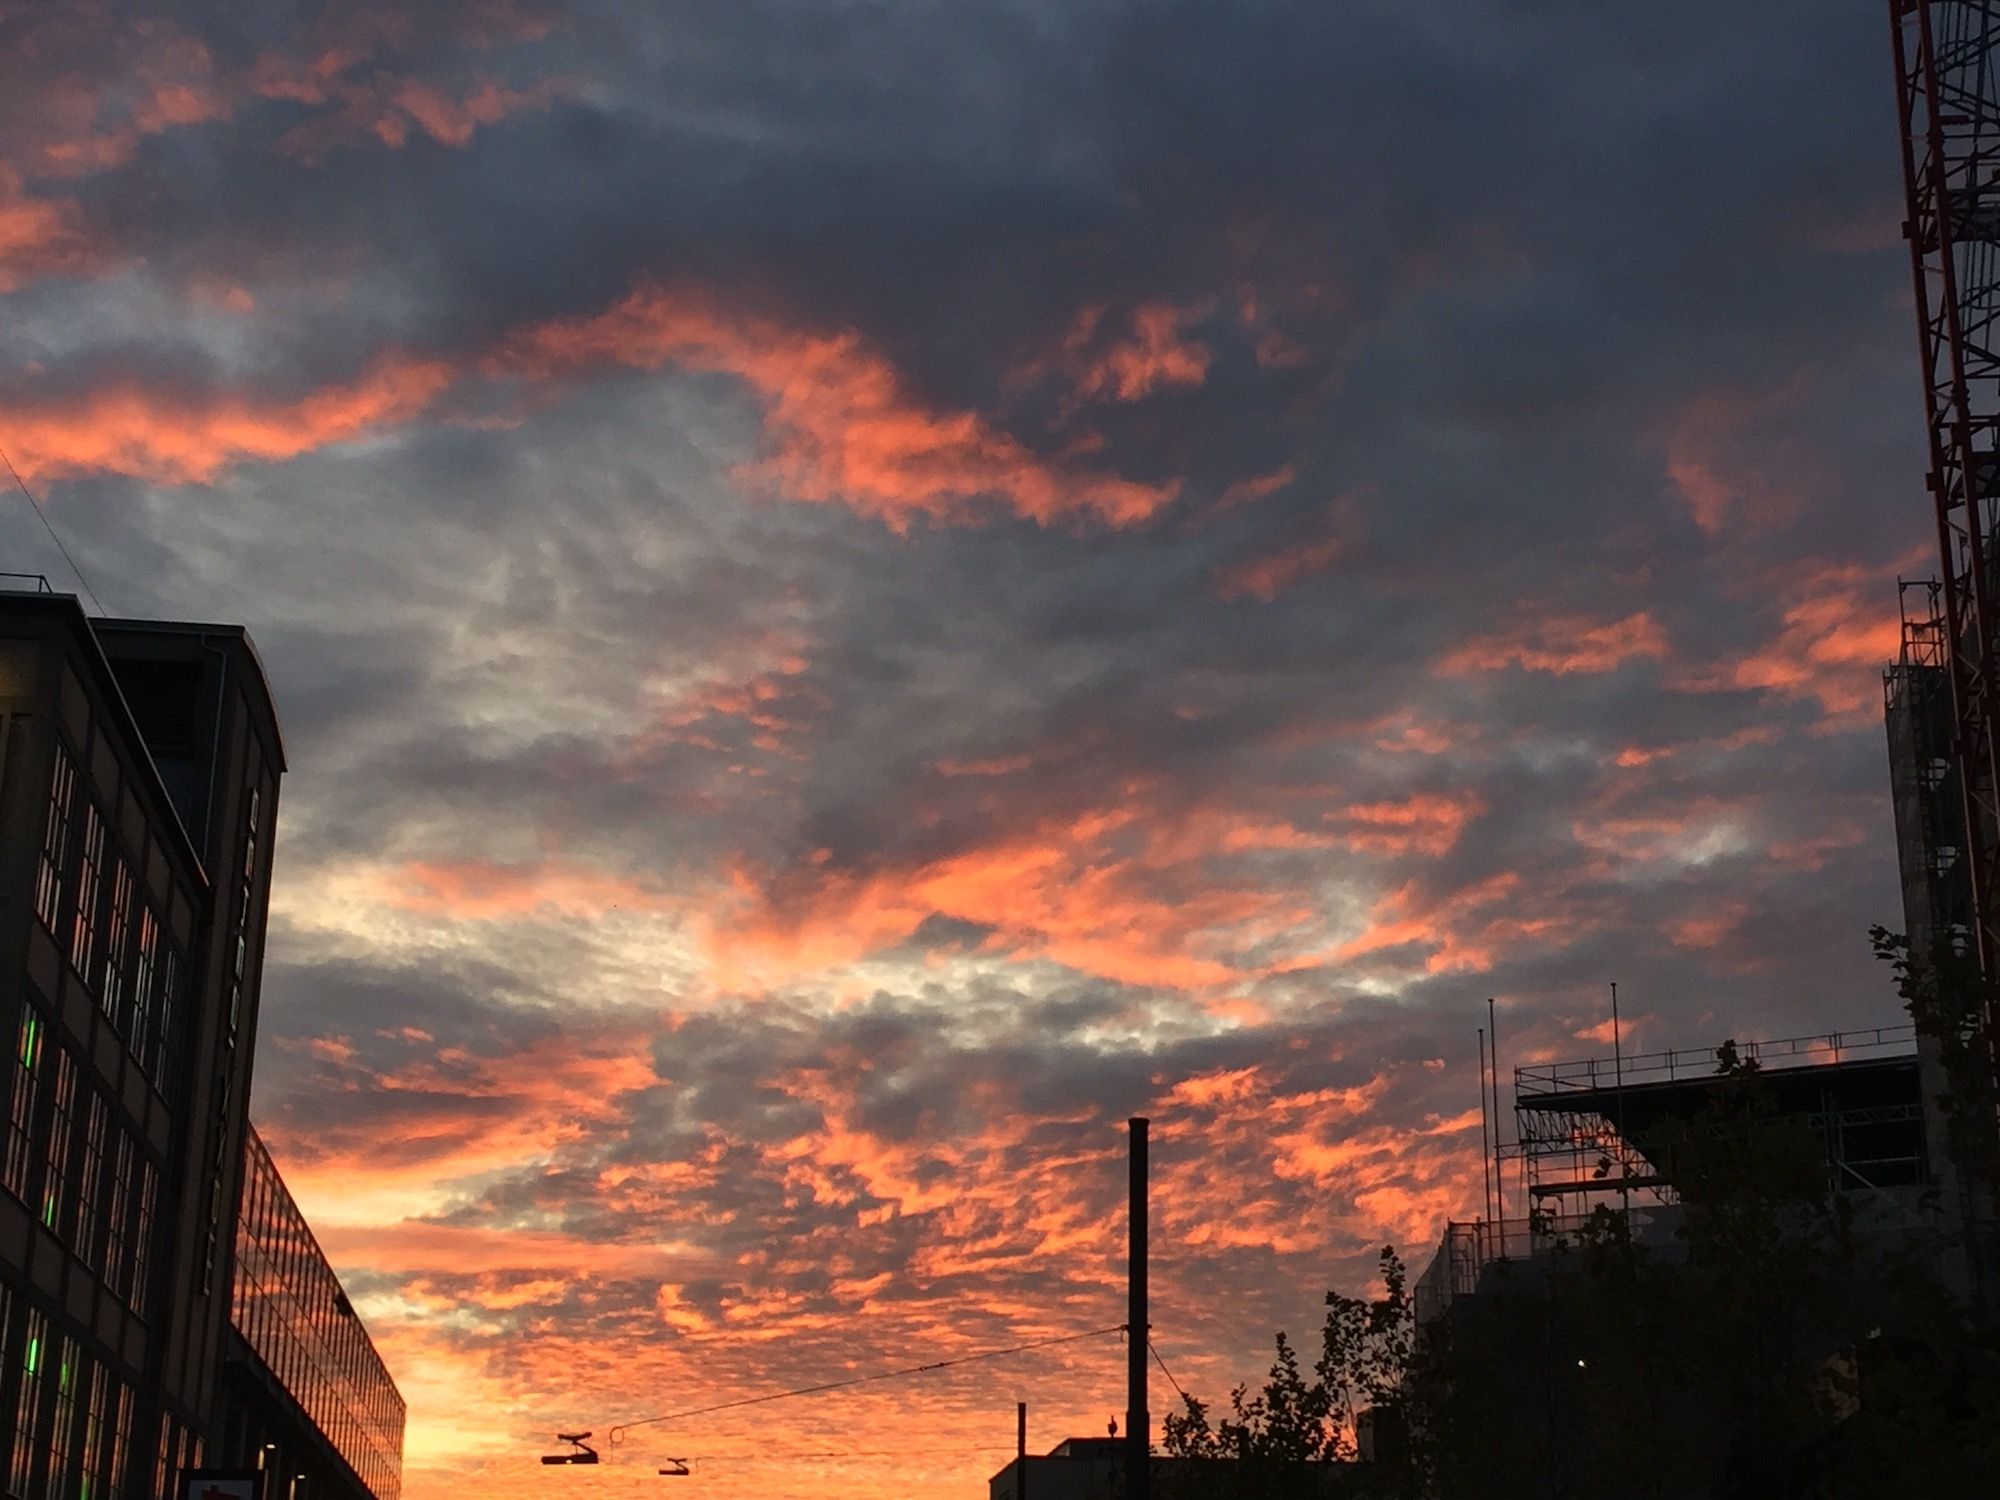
[0,588,402,1500]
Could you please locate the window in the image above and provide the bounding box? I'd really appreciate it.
[130,1164,156,1319]
[11,1307,45,1500]
[151,949,181,1091]
[40,1054,76,1234]
[149,1415,170,1500]
[46,1339,78,1500]
[103,1133,132,1301]
[100,864,134,1031]
[128,910,157,1067]
[105,1383,129,1500]
[4,1007,45,1201]
[75,1096,107,1269]
[77,1363,104,1500]
[33,749,76,934]
[68,806,104,978]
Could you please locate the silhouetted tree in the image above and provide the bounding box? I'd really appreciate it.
[1163,1248,1413,1495]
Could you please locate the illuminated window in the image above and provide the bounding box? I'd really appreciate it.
[4,1007,46,1201]
[100,864,134,1030]
[44,1338,78,1500]
[129,910,157,1068]
[11,1307,46,1500]
[41,1054,76,1233]
[69,805,104,978]
[130,1164,157,1319]
[75,1095,107,1269]
[78,1363,104,1500]
[104,1133,132,1301]
[34,749,76,934]
[150,1415,170,1500]
[104,1381,129,1500]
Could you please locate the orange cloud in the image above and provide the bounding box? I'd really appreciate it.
[1322,871,1573,976]
[707,795,1321,989]
[1211,494,1359,601]
[493,282,1179,528]
[1439,611,1670,677]
[0,166,94,290]
[1065,303,1212,402]
[1674,562,1898,723]
[1662,380,1810,535]
[1712,568,1896,724]
[0,351,455,483]
[275,73,562,159]
[1214,462,1297,514]
[1337,791,1485,857]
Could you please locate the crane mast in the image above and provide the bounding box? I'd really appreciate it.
[1891,2,2000,1092]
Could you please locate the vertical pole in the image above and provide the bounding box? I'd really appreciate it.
[1128,1117,1150,1500]
[1489,998,1504,1256]
[1478,1027,1494,1252]
[1611,981,1629,1224]
[1018,1401,1029,1500]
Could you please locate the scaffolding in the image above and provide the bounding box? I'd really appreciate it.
[1416,1027,1931,1323]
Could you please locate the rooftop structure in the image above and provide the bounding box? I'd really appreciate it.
[1418,1024,1933,1325]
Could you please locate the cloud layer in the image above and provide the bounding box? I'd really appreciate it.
[0,3,1928,1496]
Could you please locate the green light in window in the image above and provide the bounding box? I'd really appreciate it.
[24,1336,38,1376]
[20,1016,37,1066]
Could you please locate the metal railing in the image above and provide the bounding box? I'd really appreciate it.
[1515,1025,1917,1096]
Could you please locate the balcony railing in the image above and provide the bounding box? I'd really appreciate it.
[1515,1025,1916,1095]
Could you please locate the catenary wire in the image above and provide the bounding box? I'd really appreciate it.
[0,444,106,615]
[1148,1340,1191,1404]
[607,1323,1127,1443]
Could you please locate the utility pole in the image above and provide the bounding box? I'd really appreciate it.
[1127,1117,1150,1500]
[1017,1401,1029,1500]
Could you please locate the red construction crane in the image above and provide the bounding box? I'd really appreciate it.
[1889,2,2000,1090]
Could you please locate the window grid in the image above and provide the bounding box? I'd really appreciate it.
[33,748,76,934]
[67,806,104,978]
[232,1129,406,1500]
[77,1363,104,1500]
[103,1134,132,1302]
[151,950,181,1098]
[149,1414,169,1500]
[11,1307,46,1500]
[0,1284,11,1490]
[4,1008,45,1201]
[128,910,157,1070]
[74,1096,107,1270]
[40,1055,76,1235]
[104,1382,129,1500]
[130,1165,156,1320]
[100,864,134,1031]
[43,1338,76,1500]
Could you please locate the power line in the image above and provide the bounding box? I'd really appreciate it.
[642,1445,1019,1463]
[607,1323,1127,1443]
[0,445,106,615]
[1148,1340,1191,1405]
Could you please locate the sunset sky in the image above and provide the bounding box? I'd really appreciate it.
[0,2,1935,1495]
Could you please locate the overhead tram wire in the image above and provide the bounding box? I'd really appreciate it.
[1147,1340,1191,1406]
[605,1323,1127,1446]
[0,443,106,615]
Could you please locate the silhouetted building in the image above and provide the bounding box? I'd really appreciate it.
[1417,1025,1936,1325]
[0,586,402,1500]
[988,1436,1361,1499]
